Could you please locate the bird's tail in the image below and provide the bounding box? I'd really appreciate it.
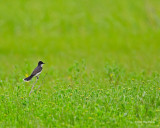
[23,75,34,82]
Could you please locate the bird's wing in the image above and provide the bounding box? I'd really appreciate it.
[31,66,42,76]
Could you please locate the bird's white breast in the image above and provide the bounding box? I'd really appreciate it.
[36,71,42,76]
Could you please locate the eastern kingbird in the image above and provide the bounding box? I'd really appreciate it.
[23,61,45,82]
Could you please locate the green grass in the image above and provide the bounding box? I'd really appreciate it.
[0,0,160,127]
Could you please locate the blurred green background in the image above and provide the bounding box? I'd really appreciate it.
[1,0,160,127]
[0,0,160,75]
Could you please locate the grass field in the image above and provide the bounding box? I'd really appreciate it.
[0,0,160,127]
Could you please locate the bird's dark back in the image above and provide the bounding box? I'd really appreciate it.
[31,66,42,76]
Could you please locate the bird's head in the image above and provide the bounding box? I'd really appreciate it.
[38,61,45,66]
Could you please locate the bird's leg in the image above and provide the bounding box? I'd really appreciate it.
[36,76,39,79]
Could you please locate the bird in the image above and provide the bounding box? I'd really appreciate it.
[23,61,45,82]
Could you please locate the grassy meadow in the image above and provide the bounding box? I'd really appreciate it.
[0,0,160,127]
